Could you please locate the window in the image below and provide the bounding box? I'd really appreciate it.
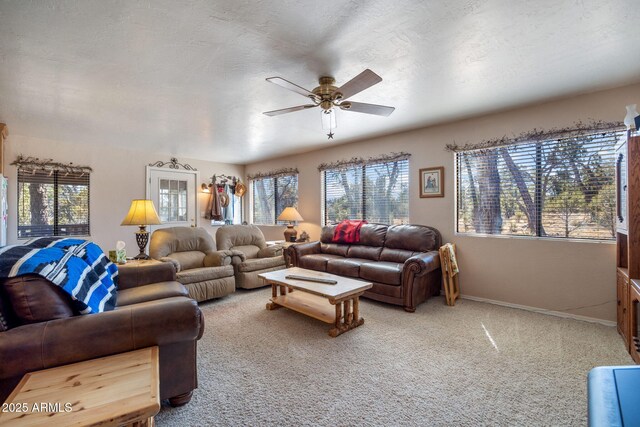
[322,158,409,225]
[456,130,622,240]
[18,169,90,238]
[158,179,187,222]
[252,174,298,225]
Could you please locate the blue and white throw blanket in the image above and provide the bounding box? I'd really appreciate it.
[0,238,118,314]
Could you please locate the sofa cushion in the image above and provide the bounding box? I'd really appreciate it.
[360,262,402,286]
[168,251,205,271]
[186,276,236,301]
[380,248,419,263]
[150,226,216,258]
[320,226,336,243]
[116,281,188,307]
[299,254,344,271]
[216,224,267,251]
[177,265,235,284]
[357,223,388,246]
[347,245,382,261]
[2,275,75,324]
[236,256,285,273]
[320,243,349,257]
[322,223,388,246]
[231,245,260,260]
[385,224,440,252]
[326,258,369,278]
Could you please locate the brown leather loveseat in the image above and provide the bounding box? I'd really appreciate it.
[289,223,442,312]
[0,262,204,406]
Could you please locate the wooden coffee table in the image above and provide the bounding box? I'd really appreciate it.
[259,267,373,337]
[0,347,160,427]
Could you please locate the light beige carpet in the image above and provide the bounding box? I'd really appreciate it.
[156,288,631,426]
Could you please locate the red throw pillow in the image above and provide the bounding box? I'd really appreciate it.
[332,220,367,243]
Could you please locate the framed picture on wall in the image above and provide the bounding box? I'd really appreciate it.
[419,167,444,198]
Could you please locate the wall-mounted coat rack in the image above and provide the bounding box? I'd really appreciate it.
[202,173,245,225]
[201,174,244,195]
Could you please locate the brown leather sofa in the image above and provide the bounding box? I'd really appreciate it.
[289,223,442,312]
[0,262,204,406]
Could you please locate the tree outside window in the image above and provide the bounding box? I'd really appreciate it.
[18,170,90,238]
[322,158,409,226]
[252,174,298,225]
[456,130,620,240]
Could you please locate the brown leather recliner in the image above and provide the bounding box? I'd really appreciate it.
[289,223,442,312]
[0,262,204,406]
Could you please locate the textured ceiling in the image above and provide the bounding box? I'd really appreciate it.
[1,0,639,164]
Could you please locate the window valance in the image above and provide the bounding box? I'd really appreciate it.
[317,152,411,172]
[247,168,299,181]
[11,155,92,176]
[445,120,624,153]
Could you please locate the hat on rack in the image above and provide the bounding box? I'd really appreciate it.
[235,182,246,197]
[219,192,230,208]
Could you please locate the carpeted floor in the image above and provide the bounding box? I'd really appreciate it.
[155,288,631,426]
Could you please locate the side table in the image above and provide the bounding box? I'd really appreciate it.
[267,241,312,267]
[0,347,160,426]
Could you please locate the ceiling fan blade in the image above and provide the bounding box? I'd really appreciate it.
[339,101,395,116]
[331,69,382,101]
[263,104,318,116]
[266,77,317,99]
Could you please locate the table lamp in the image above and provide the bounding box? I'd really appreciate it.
[121,199,162,259]
[277,207,304,242]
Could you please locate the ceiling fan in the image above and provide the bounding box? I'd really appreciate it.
[263,69,395,138]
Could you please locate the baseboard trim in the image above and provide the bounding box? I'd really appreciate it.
[459,294,616,327]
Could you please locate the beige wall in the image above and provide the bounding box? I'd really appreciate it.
[247,83,640,322]
[4,135,244,252]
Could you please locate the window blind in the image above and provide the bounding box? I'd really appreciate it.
[456,130,621,240]
[252,174,298,225]
[322,158,409,225]
[18,170,90,238]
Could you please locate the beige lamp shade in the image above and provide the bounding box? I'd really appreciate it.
[121,199,162,226]
[277,207,303,222]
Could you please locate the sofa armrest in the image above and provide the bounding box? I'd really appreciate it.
[0,296,203,381]
[291,241,321,258]
[159,257,181,273]
[404,251,440,276]
[204,250,233,267]
[228,250,247,265]
[258,245,283,258]
[287,241,321,268]
[118,262,177,290]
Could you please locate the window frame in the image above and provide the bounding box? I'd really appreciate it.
[250,173,299,225]
[17,169,91,239]
[453,130,622,243]
[321,158,410,226]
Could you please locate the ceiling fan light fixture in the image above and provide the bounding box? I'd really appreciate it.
[321,108,336,131]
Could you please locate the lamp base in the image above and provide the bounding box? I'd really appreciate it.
[283,224,297,243]
[134,226,151,260]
